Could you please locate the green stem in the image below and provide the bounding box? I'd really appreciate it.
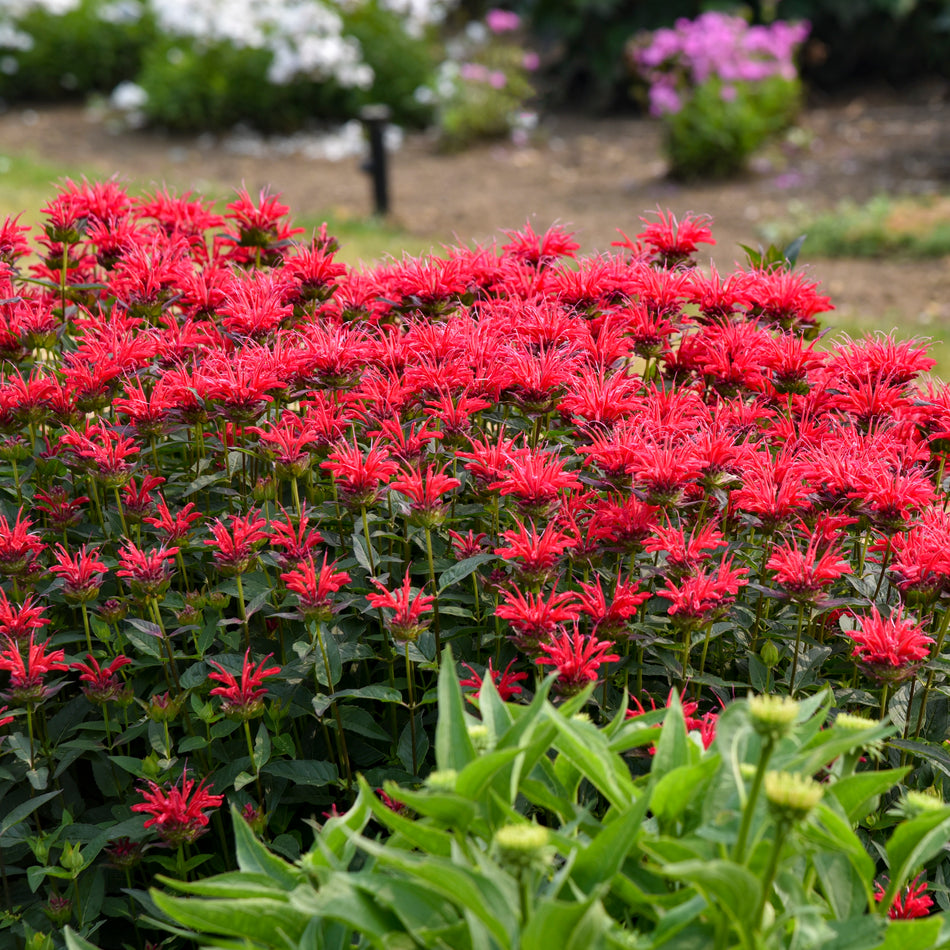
[424,525,442,659]
[754,819,790,934]
[788,601,807,697]
[405,640,418,776]
[235,572,249,652]
[734,737,775,864]
[913,605,950,737]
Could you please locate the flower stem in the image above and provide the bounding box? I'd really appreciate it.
[424,525,442,658]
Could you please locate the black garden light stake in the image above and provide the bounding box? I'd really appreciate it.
[360,104,391,217]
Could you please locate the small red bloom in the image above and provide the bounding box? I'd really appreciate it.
[50,544,108,604]
[496,584,582,655]
[131,771,224,846]
[71,654,132,704]
[143,497,203,543]
[501,221,580,268]
[658,557,749,625]
[495,519,576,585]
[460,659,529,702]
[766,533,852,605]
[0,633,68,705]
[366,569,435,643]
[0,588,50,643]
[116,541,179,600]
[576,574,650,639]
[321,439,399,509]
[281,553,351,622]
[630,209,715,268]
[536,626,619,696]
[0,508,46,577]
[875,876,933,920]
[848,606,933,683]
[208,650,281,720]
[390,463,461,527]
[204,510,269,575]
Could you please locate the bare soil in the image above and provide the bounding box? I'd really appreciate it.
[1,81,949,333]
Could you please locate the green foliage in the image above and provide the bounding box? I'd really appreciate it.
[135,38,357,134]
[763,194,950,261]
[0,0,155,104]
[341,0,438,127]
[663,74,802,180]
[150,656,950,949]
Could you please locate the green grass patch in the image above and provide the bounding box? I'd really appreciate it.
[763,193,950,260]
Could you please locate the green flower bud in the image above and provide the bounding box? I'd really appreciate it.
[760,640,780,670]
[749,694,799,740]
[764,771,823,823]
[467,724,492,754]
[426,769,458,792]
[493,822,553,872]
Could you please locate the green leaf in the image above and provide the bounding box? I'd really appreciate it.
[0,789,61,836]
[330,685,402,703]
[661,860,762,939]
[570,796,650,896]
[397,718,429,776]
[455,747,523,801]
[357,775,453,857]
[438,554,496,592]
[160,871,289,900]
[435,647,476,772]
[263,759,337,787]
[543,707,636,809]
[882,806,950,910]
[231,806,302,890]
[382,782,477,830]
[151,891,311,945]
[650,756,719,830]
[64,928,104,950]
[520,895,608,950]
[828,767,910,823]
[334,704,391,742]
[354,837,518,950]
[877,917,945,950]
[650,691,691,782]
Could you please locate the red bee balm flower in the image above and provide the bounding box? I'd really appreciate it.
[50,544,108,604]
[848,606,933,683]
[0,633,68,705]
[208,650,281,720]
[132,772,224,846]
[71,654,132,704]
[460,659,529,702]
[204,510,269,575]
[366,570,434,643]
[281,553,351,622]
[875,876,933,919]
[116,542,179,600]
[536,627,619,696]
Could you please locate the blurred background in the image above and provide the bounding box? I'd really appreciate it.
[0,0,948,368]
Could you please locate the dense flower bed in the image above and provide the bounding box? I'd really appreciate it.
[1,183,950,945]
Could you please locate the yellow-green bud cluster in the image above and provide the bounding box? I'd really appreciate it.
[764,771,823,823]
[749,694,800,741]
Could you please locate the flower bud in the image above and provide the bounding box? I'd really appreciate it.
[493,822,553,872]
[749,694,799,741]
[760,640,780,670]
[764,770,823,823]
[59,841,84,872]
[425,769,458,792]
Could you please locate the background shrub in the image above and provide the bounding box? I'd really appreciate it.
[0,0,155,105]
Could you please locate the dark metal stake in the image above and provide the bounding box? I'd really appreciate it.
[360,104,391,217]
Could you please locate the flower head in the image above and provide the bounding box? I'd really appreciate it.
[460,659,529,702]
[535,626,619,696]
[204,510,269,575]
[50,544,108,604]
[131,771,224,846]
[0,633,68,705]
[366,569,435,643]
[116,541,179,601]
[875,876,933,920]
[71,654,132,704]
[208,650,281,720]
[848,606,933,683]
[281,553,351,622]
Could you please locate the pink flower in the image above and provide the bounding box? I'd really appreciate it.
[486,8,520,33]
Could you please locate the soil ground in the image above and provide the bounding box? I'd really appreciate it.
[1,81,949,338]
